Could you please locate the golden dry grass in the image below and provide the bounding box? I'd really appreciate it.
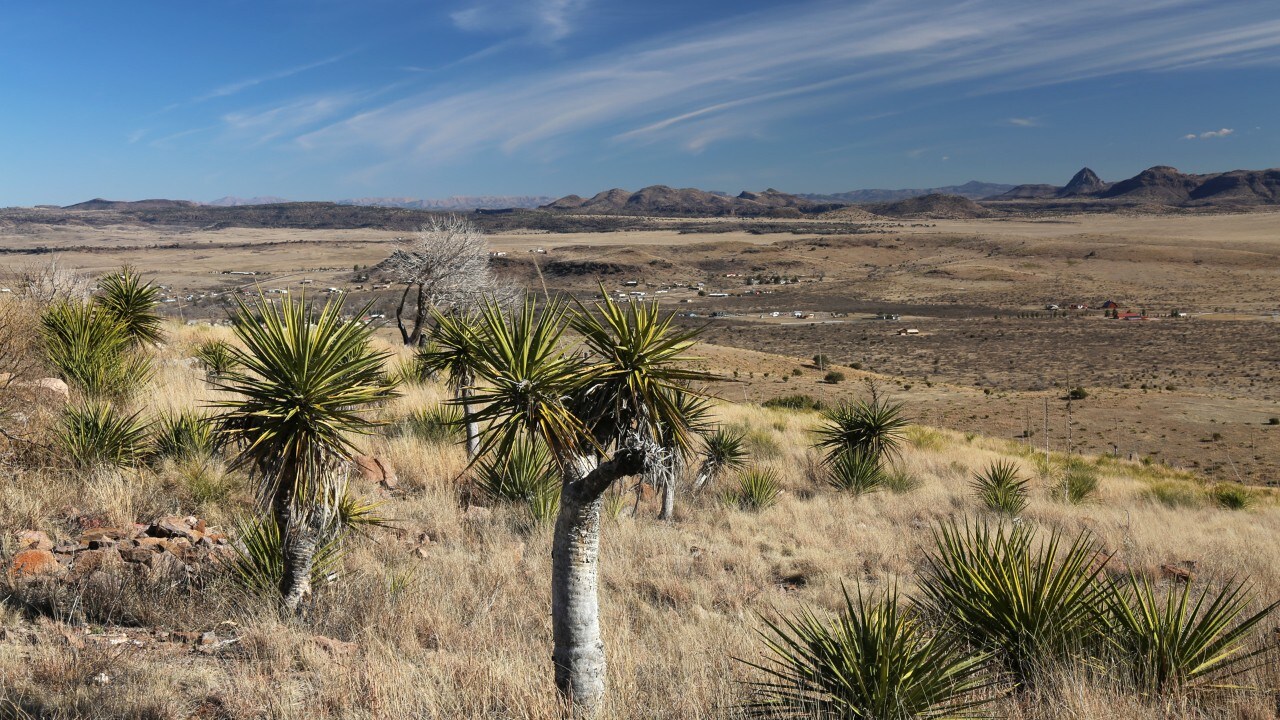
[2,322,1279,719]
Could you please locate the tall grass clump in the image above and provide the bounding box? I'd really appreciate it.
[742,585,996,719]
[1209,483,1255,510]
[1102,576,1280,694]
[730,467,782,511]
[40,301,154,397]
[918,521,1109,688]
[96,267,163,346]
[57,400,152,468]
[971,460,1030,515]
[1056,460,1099,504]
[393,404,464,444]
[827,449,886,495]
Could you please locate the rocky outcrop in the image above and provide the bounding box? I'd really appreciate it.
[1058,167,1108,196]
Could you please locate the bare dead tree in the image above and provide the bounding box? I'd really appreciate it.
[16,257,93,304]
[387,215,506,346]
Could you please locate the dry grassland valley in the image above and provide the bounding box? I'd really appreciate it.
[2,197,1280,719]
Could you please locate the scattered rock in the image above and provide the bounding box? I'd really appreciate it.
[15,529,53,552]
[1161,563,1194,583]
[28,377,70,402]
[354,454,398,488]
[8,549,66,581]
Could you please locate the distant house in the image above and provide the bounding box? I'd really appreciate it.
[1101,300,1119,309]
[897,327,920,335]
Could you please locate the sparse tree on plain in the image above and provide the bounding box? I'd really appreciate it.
[387,214,505,346]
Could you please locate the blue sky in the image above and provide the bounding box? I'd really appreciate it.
[1,0,1277,205]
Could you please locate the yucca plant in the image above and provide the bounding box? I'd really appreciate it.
[918,521,1110,688]
[813,397,908,465]
[475,435,561,512]
[152,410,220,460]
[214,294,396,613]
[463,292,712,714]
[731,467,782,511]
[95,267,163,346]
[195,338,238,379]
[57,400,152,468]
[417,310,486,457]
[827,449,887,495]
[690,426,750,494]
[40,300,154,398]
[394,404,464,444]
[653,387,714,520]
[1102,576,1279,694]
[971,460,1030,515]
[225,514,346,598]
[742,585,997,719]
[1209,483,1254,510]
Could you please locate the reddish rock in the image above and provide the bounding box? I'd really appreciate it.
[15,530,53,552]
[354,454,398,488]
[71,548,122,579]
[151,516,197,540]
[136,537,170,553]
[80,527,134,545]
[1161,563,1194,583]
[8,549,66,581]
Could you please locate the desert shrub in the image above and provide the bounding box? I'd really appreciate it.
[905,425,945,451]
[474,436,560,523]
[742,585,996,719]
[823,370,846,384]
[827,450,886,495]
[195,339,238,379]
[1056,462,1099,504]
[1268,417,1279,426]
[152,410,220,460]
[884,468,922,494]
[763,394,822,411]
[393,404,463,443]
[971,460,1030,515]
[813,397,908,465]
[57,400,152,468]
[919,521,1109,688]
[1209,482,1255,510]
[177,460,235,506]
[95,267,163,346]
[40,301,154,398]
[741,427,783,460]
[730,467,781,511]
[1102,576,1279,694]
[1067,387,1088,400]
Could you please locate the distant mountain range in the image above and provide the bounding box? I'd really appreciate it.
[63,198,200,211]
[207,196,290,207]
[540,186,841,217]
[338,195,555,210]
[802,180,1016,204]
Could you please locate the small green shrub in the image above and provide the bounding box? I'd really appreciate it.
[41,301,154,398]
[823,370,846,384]
[763,394,822,411]
[152,410,220,460]
[57,400,152,469]
[96,267,163,346]
[1267,417,1279,426]
[1057,463,1099,504]
[883,468,922,494]
[731,468,781,511]
[1145,481,1205,509]
[1209,483,1254,510]
[393,405,463,443]
[970,460,1029,515]
[195,339,239,379]
[1067,387,1088,400]
[905,425,945,451]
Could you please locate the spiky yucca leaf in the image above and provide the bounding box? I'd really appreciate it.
[393,404,464,444]
[40,301,154,397]
[702,427,750,472]
[732,467,781,511]
[95,267,163,346]
[1103,576,1280,694]
[153,410,220,460]
[971,460,1030,515]
[813,398,908,465]
[743,585,998,719]
[195,339,238,378]
[225,515,345,597]
[57,400,152,468]
[417,310,484,392]
[827,449,887,495]
[475,436,561,506]
[918,521,1109,688]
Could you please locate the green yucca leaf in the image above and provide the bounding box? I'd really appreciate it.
[224,515,346,597]
[195,338,239,378]
[475,435,561,504]
[971,461,1030,515]
[40,300,154,398]
[57,400,152,469]
[742,584,998,719]
[152,410,220,460]
[733,467,781,511]
[813,398,908,465]
[417,310,485,392]
[827,449,887,495]
[918,521,1110,688]
[702,427,750,472]
[1103,576,1280,694]
[95,267,163,346]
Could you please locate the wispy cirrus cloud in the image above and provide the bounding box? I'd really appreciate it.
[1007,117,1040,127]
[1182,127,1235,139]
[451,0,591,44]
[280,0,1280,167]
[184,52,355,106]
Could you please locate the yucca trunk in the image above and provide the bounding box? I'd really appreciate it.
[689,458,716,494]
[461,384,480,459]
[657,454,683,521]
[551,451,645,717]
[272,490,319,614]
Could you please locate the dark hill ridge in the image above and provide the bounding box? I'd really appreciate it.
[866,193,992,219]
[804,180,1015,204]
[64,198,199,211]
[993,166,1280,206]
[540,185,840,217]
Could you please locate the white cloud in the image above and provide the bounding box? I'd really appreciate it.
[281,1,1280,163]
[190,53,353,104]
[452,0,591,44]
[1183,127,1235,139]
[1008,117,1039,127]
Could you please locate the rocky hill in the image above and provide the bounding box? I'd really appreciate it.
[541,185,839,217]
[866,193,992,219]
[339,195,555,210]
[991,166,1280,207]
